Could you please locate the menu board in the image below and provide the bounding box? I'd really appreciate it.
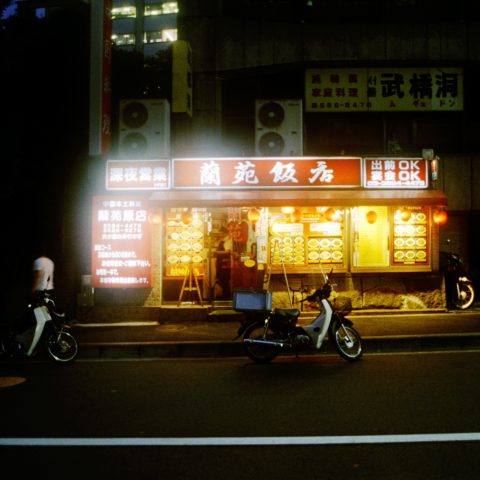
[391,207,429,265]
[307,236,344,264]
[269,214,345,267]
[165,211,205,277]
[270,234,306,266]
[270,223,304,265]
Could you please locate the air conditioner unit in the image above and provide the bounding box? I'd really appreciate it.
[118,99,170,158]
[255,99,303,156]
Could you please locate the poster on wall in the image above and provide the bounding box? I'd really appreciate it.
[92,196,152,288]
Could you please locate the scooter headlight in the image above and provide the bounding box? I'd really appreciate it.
[458,276,469,282]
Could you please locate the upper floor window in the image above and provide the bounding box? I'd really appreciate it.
[145,2,179,16]
[112,33,136,46]
[112,6,136,19]
[144,28,177,43]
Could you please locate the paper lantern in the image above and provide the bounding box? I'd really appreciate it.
[399,207,412,222]
[366,210,377,224]
[181,210,193,225]
[433,208,448,225]
[247,208,261,223]
[324,208,336,222]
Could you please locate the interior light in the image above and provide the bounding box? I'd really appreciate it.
[289,209,302,223]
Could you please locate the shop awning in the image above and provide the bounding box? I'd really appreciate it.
[149,189,447,208]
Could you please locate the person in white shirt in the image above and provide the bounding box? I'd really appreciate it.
[32,255,55,294]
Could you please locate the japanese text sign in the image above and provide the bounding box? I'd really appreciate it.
[106,160,170,190]
[92,196,152,288]
[364,158,428,188]
[306,68,463,112]
[173,157,362,189]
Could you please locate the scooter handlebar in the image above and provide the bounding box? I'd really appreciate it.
[304,284,332,303]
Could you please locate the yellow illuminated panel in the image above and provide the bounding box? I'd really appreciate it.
[353,207,389,267]
[391,207,429,265]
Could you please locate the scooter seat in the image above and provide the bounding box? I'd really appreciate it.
[274,308,300,319]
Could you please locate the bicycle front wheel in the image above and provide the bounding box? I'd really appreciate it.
[47,331,78,364]
[453,283,475,310]
[332,323,363,361]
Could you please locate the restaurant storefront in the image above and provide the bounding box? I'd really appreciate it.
[90,156,447,311]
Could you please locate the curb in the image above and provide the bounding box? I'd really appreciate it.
[76,333,480,360]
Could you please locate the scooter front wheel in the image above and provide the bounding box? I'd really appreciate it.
[47,331,78,363]
[332,324,363,361]
[453,283,475,310]
[243,322,279,364]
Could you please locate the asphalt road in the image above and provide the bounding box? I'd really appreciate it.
[1,352,479,479]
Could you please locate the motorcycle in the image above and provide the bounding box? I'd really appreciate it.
[0,290,79,363]
[236,269,363,364]
[440,240,475,310]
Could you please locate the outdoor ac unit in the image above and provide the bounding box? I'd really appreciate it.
[255,99,303,156]
[118,99,170,158]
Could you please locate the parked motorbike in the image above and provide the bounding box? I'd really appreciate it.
[440,240,475,310]
[0,290,78,363]
[236,269,363,363]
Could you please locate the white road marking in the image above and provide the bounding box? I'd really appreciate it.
[1,433,480,447]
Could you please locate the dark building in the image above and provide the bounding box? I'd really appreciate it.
[9,0,480,313]
[175,0,479,271]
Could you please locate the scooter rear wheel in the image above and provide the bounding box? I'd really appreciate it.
[453,283,475,310]
[47,331,78,363]
[243,322,279,364]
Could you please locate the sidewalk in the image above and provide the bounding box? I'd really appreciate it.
[71,306,480,359]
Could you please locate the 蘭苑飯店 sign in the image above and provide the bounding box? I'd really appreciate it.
[173,157,363,189]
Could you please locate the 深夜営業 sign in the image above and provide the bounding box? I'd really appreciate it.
[106,159,170,190]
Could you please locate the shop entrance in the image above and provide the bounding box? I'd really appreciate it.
[353,206,390,268]
[164,207,262,304]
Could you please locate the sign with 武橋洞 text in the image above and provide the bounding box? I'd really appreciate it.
[106,160,170,190]
[364,158,428,188]
[305,68,463,112]
[172,157,362,189]
[92,196,151,288]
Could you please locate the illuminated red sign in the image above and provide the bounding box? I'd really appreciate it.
[173,157,362,189]
[92,196,151,288]
[364,158,428,188]
[106,160,170,190]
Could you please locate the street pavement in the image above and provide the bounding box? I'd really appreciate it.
[70,304,480,360]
